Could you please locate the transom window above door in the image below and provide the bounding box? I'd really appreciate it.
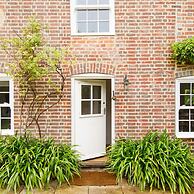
[71,0,115,35]
[81,85,102,116]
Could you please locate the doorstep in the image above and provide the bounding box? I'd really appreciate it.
[70,156,116,186]
[70,170,117,186]
[82,156,107,168]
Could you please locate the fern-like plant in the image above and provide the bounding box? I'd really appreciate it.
[107,131,194,194]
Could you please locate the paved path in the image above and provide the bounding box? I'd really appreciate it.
[0,185,179,194]
[1,180,194,194]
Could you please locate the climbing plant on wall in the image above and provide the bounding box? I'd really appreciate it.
[172,37,194,66]
[1,18,72,138]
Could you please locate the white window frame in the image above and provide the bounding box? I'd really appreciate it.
[0,73,14,135]
[80,83,103,117]
[70,0,115,36]
[176,76,194,138]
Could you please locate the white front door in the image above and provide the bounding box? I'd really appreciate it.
[74,80,106,160]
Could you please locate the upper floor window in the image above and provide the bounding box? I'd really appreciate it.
[176,77,194,138]
[71,0,115,35]
[0,74,14,135]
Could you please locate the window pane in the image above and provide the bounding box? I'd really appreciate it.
[180,95,190,106]
[1,107,11,117]
[179,121,189,132]
[192,83,194,94]
[99,10,109,20]
[180,83,190,94]
[191,121,194,132]
[77,0,86,5]
[93,101,101,114]
[88,10,97,21]
[179,109,189,120]
[93,86,101,99]
[0,93,9,104]
[88,22,97,32]
[1,119,11,130]
[99,0,109,4]
[77,10,87,21]
[77,22,87,33]
[192,96,194,106]
[81,101,91,115]
[99,21,109,32]
[191,109,194,120]
[81,85,91,99]
[0,81,9,92]
[87,0,97,5]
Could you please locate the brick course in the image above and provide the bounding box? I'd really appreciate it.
[0,0,194,148]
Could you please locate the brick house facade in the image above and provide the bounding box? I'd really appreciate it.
[0,0,194,159]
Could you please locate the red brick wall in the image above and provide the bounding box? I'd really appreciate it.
[0,0,194,147]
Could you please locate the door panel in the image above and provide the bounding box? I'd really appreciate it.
[75,80,106,160]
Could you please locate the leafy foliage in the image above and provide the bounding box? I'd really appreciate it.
[0,136,80,192]
[172,37,194,65]
[1,18,72,138]
[107,131,194,194]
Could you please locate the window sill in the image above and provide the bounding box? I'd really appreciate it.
[79,114,104,118]
[71,32,115,36]
[1,130,14,136]
[176,132,194,138]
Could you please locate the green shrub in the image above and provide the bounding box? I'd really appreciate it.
[172,37,194,65]
[0,136,80,192]
[107,131,194,194]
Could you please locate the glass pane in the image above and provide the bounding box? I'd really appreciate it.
[191,110,194,120]
[77,22,87,33]
[81,101,91,115]
[192,83,194,94]
[77,10,87,21]
[180,83,190,94]
[99,10,109,20]
[99,0,109,4]
[179,121,189,132]
[0,93,9,104]
[0,81,9,92]
[99,21,109,32]
[191,121,194,132]
[192,96,194,106]
[179,109,189,120]
[1,107,11,117]
[82,85,91,99]
[1,119,11,130]
[93,86,101,99]
[87,0,97,5]
[180,95,190,106]
[77,0,86,5]
[88,22,98,32]
[93,101,101,114]
[88,10,97,21]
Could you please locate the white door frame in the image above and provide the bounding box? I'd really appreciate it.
[71,73,115,147]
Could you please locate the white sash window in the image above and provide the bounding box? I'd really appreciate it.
[176,77,194,138]
[71,0,115,35]
[0,74,14,135]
